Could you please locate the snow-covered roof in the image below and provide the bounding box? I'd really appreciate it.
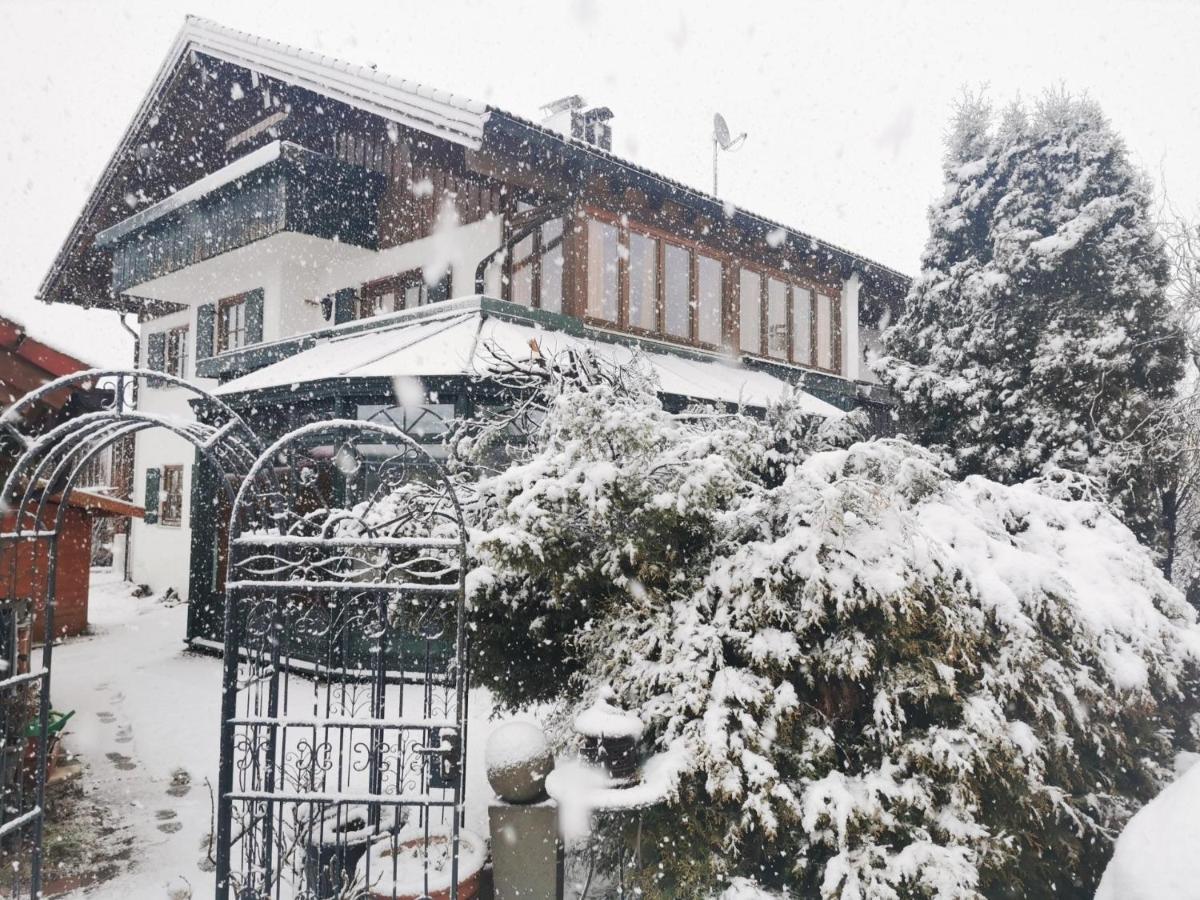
[178,17,488,147]
[213,301,843,417]
[38,16,909,310]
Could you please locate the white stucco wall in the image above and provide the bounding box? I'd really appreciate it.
[129,308,215,599]
[124,215,504,597]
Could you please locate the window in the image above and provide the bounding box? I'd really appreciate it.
[766,277,788,360]
[628,230,658,332]
[586,218,619,322]
[163,326,188,378]
[816,293,834,370]
[663,243,692,339]
[505,216,565,313]
[359,271,427,318]
[697,254,723,346]
[792,287,813,365]
[510,233,535,307]
[403,276,427,309]
[539,219,564,314]
[160,465,184,528]
[358,283,396,318]
[739,268,762,354]
[217,294,247,352]
[574,209,840,371]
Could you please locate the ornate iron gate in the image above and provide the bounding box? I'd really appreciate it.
[0,370,263,898]
[215,419,470,900]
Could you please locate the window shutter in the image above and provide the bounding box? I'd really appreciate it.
[147,332,166,371]
[196,303,216,360]
[146,332,166,387]
[144,467,161,525]
[333,288,356,324]
[245,288,264,344]
[428,272,451,304]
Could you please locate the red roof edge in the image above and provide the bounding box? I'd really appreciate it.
[0,315,92,379]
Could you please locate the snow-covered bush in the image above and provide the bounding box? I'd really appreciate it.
[1095,755,1200,900]
[876,91,1186,550]
[467,374,1200,898]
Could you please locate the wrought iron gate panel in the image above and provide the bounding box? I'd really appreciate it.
[216,420,469,900]
[0,370,263,899]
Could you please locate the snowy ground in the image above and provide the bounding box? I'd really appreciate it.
[51,571,500,897]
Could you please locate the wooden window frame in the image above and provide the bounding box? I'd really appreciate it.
[160,464,184,528]
[359,270,427,317]
[216,293,248,353]
[576,205,845,375]
[733,262,843,375]
[164,325,189,379]
[580,207,730,351]
[503,215,566,312]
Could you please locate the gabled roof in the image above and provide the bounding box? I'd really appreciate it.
[37,15,490,305]
[39,16,910,309]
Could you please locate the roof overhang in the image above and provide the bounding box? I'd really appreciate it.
[37,15,489,309]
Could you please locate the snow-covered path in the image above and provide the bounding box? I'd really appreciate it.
[51,572,499,897]
[54,574,224,897]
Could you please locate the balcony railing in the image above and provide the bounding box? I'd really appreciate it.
[96,141,384,295]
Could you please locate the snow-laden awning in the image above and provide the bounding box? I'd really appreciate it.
[213,305,843,417]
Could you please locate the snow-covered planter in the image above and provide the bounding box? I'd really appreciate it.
[467,376,1200,898]
[574,688,644,783]
[301,803,399,899]
[359,826,485,900]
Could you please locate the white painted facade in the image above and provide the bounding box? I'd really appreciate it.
[127,214,504,597]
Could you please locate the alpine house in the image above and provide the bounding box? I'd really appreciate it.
[37,17,910,644]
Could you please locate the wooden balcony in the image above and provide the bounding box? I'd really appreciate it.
[96,141,384,295]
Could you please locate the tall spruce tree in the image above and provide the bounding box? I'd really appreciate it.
[879,92,1185,544]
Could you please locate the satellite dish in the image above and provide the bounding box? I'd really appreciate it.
[711,113,748,195]
[714,113,732,150]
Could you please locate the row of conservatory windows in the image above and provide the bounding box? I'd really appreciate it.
[583,216,841,372]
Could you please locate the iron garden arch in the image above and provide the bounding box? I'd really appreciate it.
[0,369,264,898]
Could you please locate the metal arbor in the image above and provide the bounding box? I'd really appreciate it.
[215,419,470,900]
[0,370,264,898]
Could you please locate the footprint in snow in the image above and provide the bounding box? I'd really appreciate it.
[115,726,133,744]
[105,752,136,771]
[158,820,183,834]
[166,768,192,797]
[96,711,115,723]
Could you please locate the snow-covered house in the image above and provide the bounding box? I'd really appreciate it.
[36,17,909,642]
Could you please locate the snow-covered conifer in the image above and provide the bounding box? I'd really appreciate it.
[467,374,1200,898]
[878,92,1185,546]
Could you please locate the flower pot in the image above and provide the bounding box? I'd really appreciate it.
[360,826,485,900]
[580,735,639,783]
[302,803,403,899]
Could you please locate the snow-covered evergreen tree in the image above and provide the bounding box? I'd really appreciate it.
[466,372,1200,898]
[877,92,1185,546]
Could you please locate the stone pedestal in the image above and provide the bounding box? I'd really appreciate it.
[488,799,562,899]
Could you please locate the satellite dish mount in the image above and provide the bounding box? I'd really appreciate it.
[712,112,748,196]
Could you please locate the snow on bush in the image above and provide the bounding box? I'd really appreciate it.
[1095,756,1200,900]
[466,373,1200,898]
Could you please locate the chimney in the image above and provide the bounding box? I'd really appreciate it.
[539,96,614,152]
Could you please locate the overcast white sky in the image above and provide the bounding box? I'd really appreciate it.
[1,0,1197,365]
